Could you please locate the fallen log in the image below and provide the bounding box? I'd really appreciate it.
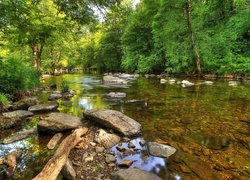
[47,133,63,150]
[2,128,37,144]
[33,127,88,180]
[3,150,22,177]
[61,158,76,180]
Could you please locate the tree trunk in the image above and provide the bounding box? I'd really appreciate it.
[37,45,43,71]
[186,0,202,75]
[33,128,88,180]
[31,44,43,71]
[32,45,38,70]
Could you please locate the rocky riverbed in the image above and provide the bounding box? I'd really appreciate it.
[0,73,250,179]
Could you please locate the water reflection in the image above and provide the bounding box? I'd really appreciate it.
[111,138,167,174]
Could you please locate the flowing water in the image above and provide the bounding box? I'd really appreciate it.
[0,73,250,179]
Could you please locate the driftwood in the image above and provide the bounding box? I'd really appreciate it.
[47,133,63,150]
[3,128,37,144]
[33,128,88,180]
[3,150,22,177]
[61,158,76,180]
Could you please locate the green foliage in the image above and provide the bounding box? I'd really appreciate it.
[0,56,39,98]
[60,78,69,93]
[0,93,10,108]
[121,0,250,74]
[0,0,249,75]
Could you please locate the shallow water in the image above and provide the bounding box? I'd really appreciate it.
[1,73,250,179]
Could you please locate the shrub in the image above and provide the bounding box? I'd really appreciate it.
[60,78,69,93]
[0,56,39,99]
[0,93,9,112]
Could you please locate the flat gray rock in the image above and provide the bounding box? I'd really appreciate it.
[85,109,141,137]
[3,110,34,119]
[111,169,161,180]
[28,102,59,113]
[103,76,127,84]
[38,112,83,132]
[148,142,176,158]
[106,92,126,99]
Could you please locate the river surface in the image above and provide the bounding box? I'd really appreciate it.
[0,73,250,179]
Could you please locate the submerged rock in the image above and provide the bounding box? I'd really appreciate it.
[84,109,141,137]
[182,80,194,87]
[3,110,34,119]
[111,169,161,180]
[106,92,126,99]
[147,142,176,158]
[160,79,167,84]
[0,116,21,130]
[2,128,37,144]
[38,112,83,132]
[103,75,127,84]
[28,102,59,113]
[228,81,239,86]
[200,135,231,150]
[94,129,121,148]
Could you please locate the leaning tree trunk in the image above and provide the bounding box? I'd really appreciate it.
[186,0,202,75]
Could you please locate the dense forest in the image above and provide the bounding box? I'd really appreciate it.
[0,0,249,99]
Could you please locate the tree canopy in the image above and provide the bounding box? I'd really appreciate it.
[0,0,249,77]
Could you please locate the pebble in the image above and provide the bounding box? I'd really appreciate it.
[180,164,192,173]
[90,142,97,146]
[95,146,105,153]
[118,160,135,168]
[82,152,88,161]
[116,145,126,152]
[139,141,146,147]
[123,149,132,156]
[202,148,210,156]
[105,154,116,163]
[123,137,130,142]
[85,156,94,163]
[128,142,135,148]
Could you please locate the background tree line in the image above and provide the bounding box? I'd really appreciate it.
[82,0,249,75]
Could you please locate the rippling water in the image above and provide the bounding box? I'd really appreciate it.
[1,73,249,179]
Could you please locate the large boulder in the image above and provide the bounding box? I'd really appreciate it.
[111,169,161,180]
[28,102,59,113]
[12,97,39,110]
[94,129,121,148]
[3,110,34,119]
[0,116,20,130]
[103,76,127,84]
[147,142,176,158]
[84,109,141,137]
[38,112,83,132]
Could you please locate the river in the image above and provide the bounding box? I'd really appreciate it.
[0,73,250,179]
